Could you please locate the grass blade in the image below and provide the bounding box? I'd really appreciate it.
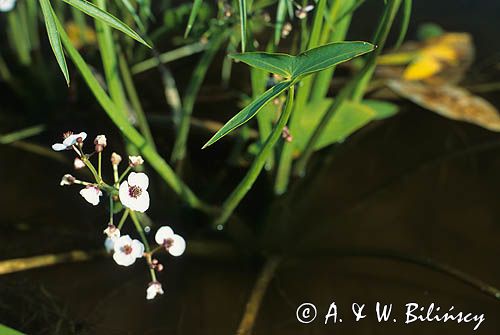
[238,0,247,52]
[131,42,207,74]
[39,0,70,85]
[62,0,150,47]
[184,0,203,38]
[394,0,412,49]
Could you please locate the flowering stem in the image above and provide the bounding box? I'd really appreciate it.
[129,210,150,251]
[118,166,132,183]
[109,196,114,225]
[117,208,130,230]
[129,210,157,281]
[98,151,102,180]
[113,164,119,186]
[81,155,101,184]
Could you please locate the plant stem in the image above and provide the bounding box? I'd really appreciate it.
[117,208,130,230]
[235,257,281,335]
[214,85,295,229]
[129,210,150,251]
[109,196,114,225]
[98,151,102,179]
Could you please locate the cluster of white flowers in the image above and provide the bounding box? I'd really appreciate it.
[0,0,16,12]
[52,130,186,300]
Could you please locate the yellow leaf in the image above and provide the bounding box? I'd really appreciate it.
[403,57,442,81]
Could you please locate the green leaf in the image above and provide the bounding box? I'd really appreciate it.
[230,52,294,78]
[62,0,150,47]
[294,98,377,152]
[184,0,203,38]
[202,80,293,148]
[0,324,25,335]
[292,41,375,78]
[394,0,412,49]
[230,41,374,79]
[363,99,399,120]
[39,0,70,85]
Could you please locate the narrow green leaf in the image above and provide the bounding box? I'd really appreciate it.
[0,324,25,335]
[238,0,247,52]
[202,80,293,148]
[274,0,287,45]
[0,124,46,144]
[394,0,412,48]
[293,41,375,78]
[230,52,294,78]
[184,0,203,38]
[62,0,150,47]
[363,100,399,120]
[39,0,70,85]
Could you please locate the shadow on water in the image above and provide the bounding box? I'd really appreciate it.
[1,0,500,334]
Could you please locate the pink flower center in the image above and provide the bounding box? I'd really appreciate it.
[128,185,142,198]
[122,244,133,255]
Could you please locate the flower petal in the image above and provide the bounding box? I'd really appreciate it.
[131,239,145,259]
[155,226,174,245]
[118,181,131,208]
[131,192,150,213]
[113,235,133,252]
[52,143,67,151]
[128,172,149,190]
[169,234,186,257]
[113,252,136,266]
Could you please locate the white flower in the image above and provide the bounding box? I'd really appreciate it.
[154,226,186,257]
[73,157,86,169]
[79,186,102,206]
[128,155,144,167]
[104,238,115,253]
[113,235,144,266]
[60,174,75,186]
[119,172,150,212]
[0,0,16,12]
[52,131,87,151]
[146,281,164,300]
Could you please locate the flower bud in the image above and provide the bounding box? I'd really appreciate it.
[129,155,144,167]
[94,135,107,152]
[60,174,76,186]
[111,152,122,165]
[74,157,86,170]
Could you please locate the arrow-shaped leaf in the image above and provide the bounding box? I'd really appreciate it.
[39,0,70,85]
[62,0,150,47]
[230,52,294,78]
[292,41,375,78]
[202,80,293,148]
[184,0,203,38]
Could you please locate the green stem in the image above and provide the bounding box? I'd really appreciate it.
[118,166,132,183]
[129,210,150,251]
[117,208,130,230]
[109,195,114,225]
[214,85,295,229]
[98,151,102,179]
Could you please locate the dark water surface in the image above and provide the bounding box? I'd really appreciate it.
[1,0,500,334]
